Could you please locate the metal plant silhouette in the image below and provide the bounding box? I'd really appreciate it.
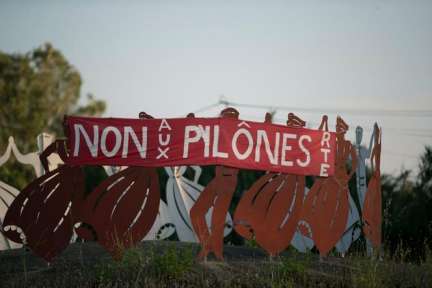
[3,116,84,261]
[75,112,160,258]
[103,165,175,241]
[234,112,305,257]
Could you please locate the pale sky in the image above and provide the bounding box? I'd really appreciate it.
[1,0,431,177]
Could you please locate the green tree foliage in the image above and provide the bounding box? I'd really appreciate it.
[382,146,432,262]
[0,43,106,189]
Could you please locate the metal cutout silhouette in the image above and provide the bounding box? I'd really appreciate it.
[75,112,160,258]
[355,125,376,256]
[362,123,382,255]
[335,194,361,256]
[234,113,306,257]
[103,165,175,241]
[166,113,233,243]
[10,133,63,178]
[290,187,314,253]
[3,116,84,261]
[0,137,22,250]
[233,113,273,241]
[165,165,233,243]
[298,115,358,257]
[1,108,383,261]
[190,108,239,259]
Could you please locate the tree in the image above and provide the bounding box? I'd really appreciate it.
[380,146,432,262]
[0,43,106,188]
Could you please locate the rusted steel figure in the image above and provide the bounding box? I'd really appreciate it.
[362,123,382,255]
[234,113,306,257]
[3,116,84,262]
[166,113,232,243]
[190,108,239,259]
[75,112,160,257]
[299,115,357,257]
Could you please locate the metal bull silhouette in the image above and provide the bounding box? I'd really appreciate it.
[1,108,382,262]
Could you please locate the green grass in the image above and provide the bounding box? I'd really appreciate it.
[267,248,312,288]
[1,241,432,287]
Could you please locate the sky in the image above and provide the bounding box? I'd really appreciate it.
[1,0,431,177]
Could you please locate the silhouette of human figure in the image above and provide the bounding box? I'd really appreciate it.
[190,108,239,259]
[355,125,375,256]
[362,123,382,257]
[299,116,358,257]
[3,116,85,262]
[10,133,63,178]
[0,137,22,250]
[167,112,232,243]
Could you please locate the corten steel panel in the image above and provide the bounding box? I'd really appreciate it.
[75,112,160,258]
[362,123,382,254]
[190,108,239,259]
[3,117,84,262]
[298,116,358,257]
[234,113,306,257]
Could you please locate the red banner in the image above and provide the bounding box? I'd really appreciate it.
[67,116,336,176]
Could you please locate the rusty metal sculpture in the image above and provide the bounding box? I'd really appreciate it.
[290,187,314,253]
[362,123,382,255]
[103,165,175,241]
[167,113,233,243]
[3,116,84,261]
[234,113,306,257]
[233,113,273,241]
[190,108,239,259]
[299,116,358,257]
[1,108,383,262]
[75,112,160,257]
[165,165,233,243]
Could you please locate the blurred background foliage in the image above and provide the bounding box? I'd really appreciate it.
[0,43,431,263]
[0,43,106,189]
